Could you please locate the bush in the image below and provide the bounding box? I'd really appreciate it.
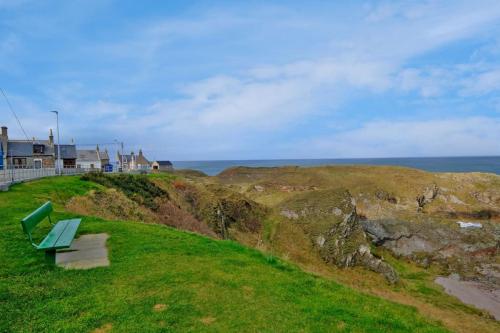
[81,172,167,210]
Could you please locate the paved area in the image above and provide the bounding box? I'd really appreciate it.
[436,276,500,320]
[56,233,110,269]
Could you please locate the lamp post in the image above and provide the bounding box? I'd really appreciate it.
[50,110,61,175]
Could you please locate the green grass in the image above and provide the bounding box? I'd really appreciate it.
[0,177,449,332]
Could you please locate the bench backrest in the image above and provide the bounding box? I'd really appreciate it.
[21,201,53,236]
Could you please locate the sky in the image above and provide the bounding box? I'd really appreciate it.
[1,0,500,161]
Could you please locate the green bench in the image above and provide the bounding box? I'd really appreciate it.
[21,201,81,261]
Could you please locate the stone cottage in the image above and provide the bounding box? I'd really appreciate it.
[1,126,76,169]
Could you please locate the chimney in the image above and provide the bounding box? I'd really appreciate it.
[49,129,54,145]
[139,149,143,157]
[96,144,100,152]
[1,126,7,137]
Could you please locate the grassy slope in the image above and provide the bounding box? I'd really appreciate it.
[216,165,500,221]
[0,177,448,333]
[212,166,500,333]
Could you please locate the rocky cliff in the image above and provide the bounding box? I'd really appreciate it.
[279,189,398,283]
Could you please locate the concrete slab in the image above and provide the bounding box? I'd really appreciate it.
[56,233,110,269]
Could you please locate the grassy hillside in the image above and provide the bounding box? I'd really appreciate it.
[216,165,500,221]
[0,176,449,332]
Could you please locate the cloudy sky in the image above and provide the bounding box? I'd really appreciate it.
[1,0,499,161]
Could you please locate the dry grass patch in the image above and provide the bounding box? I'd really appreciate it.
[153,303,168,312]
[199,316,216,325]
[92,323,112,333]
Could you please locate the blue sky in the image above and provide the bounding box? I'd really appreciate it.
[1,0,499,161]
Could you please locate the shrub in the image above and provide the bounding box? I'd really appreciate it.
[81,172,167,210]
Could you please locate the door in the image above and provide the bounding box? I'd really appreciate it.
[34,160,42,169]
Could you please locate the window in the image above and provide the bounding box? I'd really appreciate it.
[13,158,27,167]
[90,163,95,169]
[33,144,45,154]
[34,159,42,169]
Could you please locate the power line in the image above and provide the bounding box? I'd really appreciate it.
[0,88,30,141]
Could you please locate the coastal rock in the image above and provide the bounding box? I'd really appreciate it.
[172,182,268,238]
[416,184,439,210]
[471,191,500,206]
[280,189,399,283]
[375,189,398,204]
[361,219,500,276]
[254,185,265,192]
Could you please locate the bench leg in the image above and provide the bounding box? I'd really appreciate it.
[45,249,56,264]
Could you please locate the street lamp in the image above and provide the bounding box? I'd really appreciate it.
[50,110,61,175]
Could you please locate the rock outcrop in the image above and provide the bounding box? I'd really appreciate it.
[416,184,439,210]
[280,189,398,283]
[171,182,268,239]
[361,219,500,280]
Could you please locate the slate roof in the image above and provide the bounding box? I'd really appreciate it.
[7,141,33,157]
[77,150,99,162]
[54,145,77,159]
[7,140,77,159]
[155,160,173,166]
[98,150,109,161]
[136,154,150,165]
[77,149,110,162]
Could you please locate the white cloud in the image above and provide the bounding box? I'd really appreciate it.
[3,1,500,159]
[461,69,500,95]
[293,117,500,158]
[395,65,500,97]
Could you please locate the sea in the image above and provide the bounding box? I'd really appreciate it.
[172,156,500,176]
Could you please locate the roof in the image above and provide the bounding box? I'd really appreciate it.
[7,141,33,157]
[55,145,77,159]
[155,160,173,166]
[77,149,109,162]
[6,141,77,159]
[117,151,150,165]
[136,154,150,165]
[98,150,109,160]
[118,154,133,163]
[77,150,99,162]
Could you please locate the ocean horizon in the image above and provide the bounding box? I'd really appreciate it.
[172,156,500,176]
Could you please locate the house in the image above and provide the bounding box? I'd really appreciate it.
[77,145,110,170]
[151,160,173,171]
[54,144,77,168]
[1,126,54,168]
[0,126,5,170]
[117,149,151,171]
[0,126,77,169]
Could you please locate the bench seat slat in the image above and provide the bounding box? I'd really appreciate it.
[37,219,81,250]
[54,219,81,248]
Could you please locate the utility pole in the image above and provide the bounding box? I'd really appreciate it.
[121,141,124,172]
[50,110,61,175]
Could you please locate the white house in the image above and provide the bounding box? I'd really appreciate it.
[76,145,110,170]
